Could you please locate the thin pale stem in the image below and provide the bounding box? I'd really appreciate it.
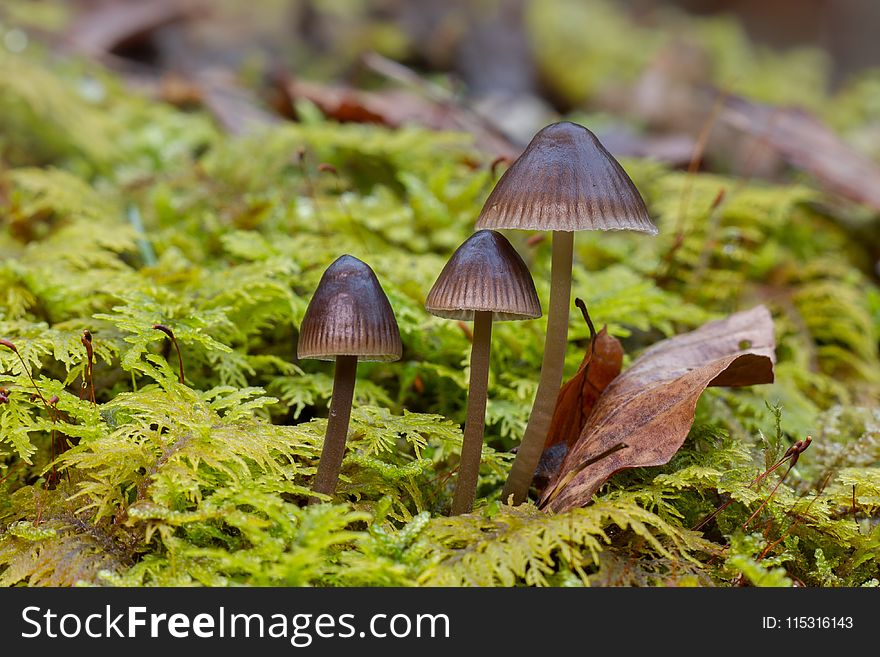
[451,311,493,515]
[311,355,358,501]
[502,230,574,505]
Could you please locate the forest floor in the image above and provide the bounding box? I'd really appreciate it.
[0,0,878,587]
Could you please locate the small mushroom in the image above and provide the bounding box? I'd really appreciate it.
[298,254,402,499]
[477,121,658,505]
[426,230,540,514]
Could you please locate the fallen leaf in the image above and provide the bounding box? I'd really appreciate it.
[721,95,880,211]
[286,76,518,158]
[540,305,776,513]
[544,299,623,450]
[67,0,199,58]
[287,79,437,127]
[534,300,623,495]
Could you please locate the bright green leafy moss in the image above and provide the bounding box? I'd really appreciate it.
[0,39,878,588]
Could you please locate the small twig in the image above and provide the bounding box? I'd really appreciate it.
[151,325,185,384]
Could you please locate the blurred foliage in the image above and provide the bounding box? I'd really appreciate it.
[527,0,830,110]
[0,4,878,587]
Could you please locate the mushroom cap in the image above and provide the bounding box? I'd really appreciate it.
[425,230,542,321]
[476,121,658,234]
[298,255,402,361]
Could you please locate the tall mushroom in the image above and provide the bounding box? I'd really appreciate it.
[477,121,658,505]
[298,254,402,499]
[426,230,541,514]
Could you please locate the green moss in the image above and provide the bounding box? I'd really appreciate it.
[0,37,878,587]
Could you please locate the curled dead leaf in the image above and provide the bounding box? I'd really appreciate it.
[541,305,776,513]
[534,300,622,495]
[544,300,623,450]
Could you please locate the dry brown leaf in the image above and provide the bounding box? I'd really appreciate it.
[540,305,776,513]
[67,0,200,57]
[287,80,445,128]
[534,302,622,495]
[287,56,519,159]
[722,95,880,211]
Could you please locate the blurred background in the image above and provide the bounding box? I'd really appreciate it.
[3,0,880,207]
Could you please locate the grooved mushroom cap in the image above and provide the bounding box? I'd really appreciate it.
[476,121,658,234]
[425,230,542,321]
[298,255,402,361]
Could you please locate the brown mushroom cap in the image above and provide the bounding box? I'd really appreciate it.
[426,230,541,321]
[476,121,658,234]
[298,255,402,361]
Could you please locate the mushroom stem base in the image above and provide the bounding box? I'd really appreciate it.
[311,355,358,501]
[451,310,493,515]
[502,230,574,505]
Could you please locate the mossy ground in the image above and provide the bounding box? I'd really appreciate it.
[1,4,879,586]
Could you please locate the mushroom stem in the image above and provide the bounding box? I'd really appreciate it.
[311,355,358,500]
[502,230,574,504]
[451,310,493,515]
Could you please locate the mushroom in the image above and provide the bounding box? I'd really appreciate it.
[426,230,540,514]
[298,254,402,499]
[477,121,658,505]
